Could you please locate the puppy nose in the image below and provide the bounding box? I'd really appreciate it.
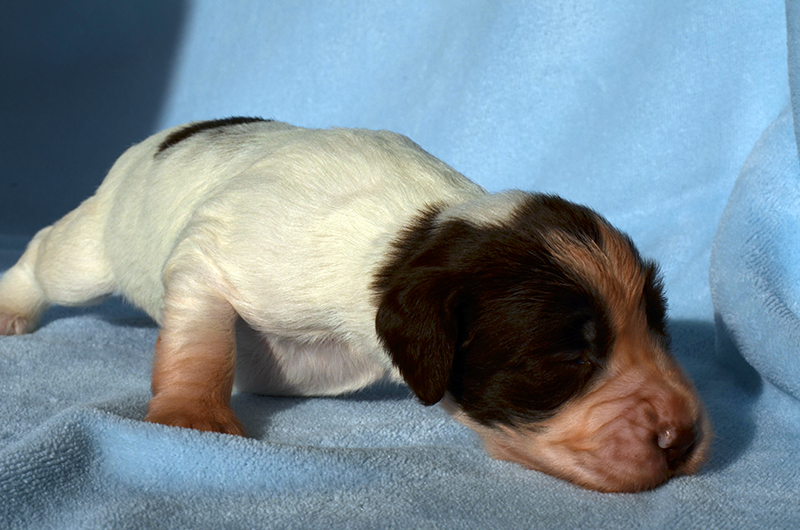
[657,425,698,469]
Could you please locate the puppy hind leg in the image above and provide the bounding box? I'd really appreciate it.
[144,266,244,436]
[0,199,115,335]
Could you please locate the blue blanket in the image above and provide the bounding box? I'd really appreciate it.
[1,2,799,528]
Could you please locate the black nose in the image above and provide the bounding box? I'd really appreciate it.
[657,425,699,469]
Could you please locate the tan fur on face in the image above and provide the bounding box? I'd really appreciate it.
[545,221,645,322]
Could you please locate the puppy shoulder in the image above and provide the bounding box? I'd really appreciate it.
[436,190,532,228]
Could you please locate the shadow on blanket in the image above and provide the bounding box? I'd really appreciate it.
[670,320,760,475]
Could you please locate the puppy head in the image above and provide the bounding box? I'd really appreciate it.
[374,193,711,492]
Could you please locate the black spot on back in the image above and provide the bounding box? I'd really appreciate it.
[155,117,272,155]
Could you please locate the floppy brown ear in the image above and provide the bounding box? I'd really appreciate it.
[375,276,461,405]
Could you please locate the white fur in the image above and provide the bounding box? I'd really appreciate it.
[435,190,529,228]
[0,121,508,396]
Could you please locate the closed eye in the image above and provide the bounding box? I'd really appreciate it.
[555,350,587,365]
[553,315,601,366]
[553,348,599,368]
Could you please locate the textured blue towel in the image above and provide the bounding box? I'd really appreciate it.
[2,2,799,529]
[711,1,800,403]
[711,106,800,401]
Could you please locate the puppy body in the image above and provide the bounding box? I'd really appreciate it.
[0,119,710,492]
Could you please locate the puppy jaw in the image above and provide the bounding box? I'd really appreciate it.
[445,324,711,493]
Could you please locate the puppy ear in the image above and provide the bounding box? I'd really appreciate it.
[375,275,461,405]
[374,209,476,405]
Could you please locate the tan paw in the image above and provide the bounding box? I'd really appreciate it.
[0,312,35,336]
[144,397,245,436]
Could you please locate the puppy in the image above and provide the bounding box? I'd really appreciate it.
[0,118,710,492]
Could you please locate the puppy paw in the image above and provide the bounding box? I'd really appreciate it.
[0,311,35,335]
[144,397,245,436]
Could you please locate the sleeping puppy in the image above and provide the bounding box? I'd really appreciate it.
[0,118,710,492]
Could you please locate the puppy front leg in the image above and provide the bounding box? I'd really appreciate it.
[144,271,244,436]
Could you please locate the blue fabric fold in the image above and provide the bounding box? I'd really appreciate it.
[711,0,800,401]
[711,106,800,401]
